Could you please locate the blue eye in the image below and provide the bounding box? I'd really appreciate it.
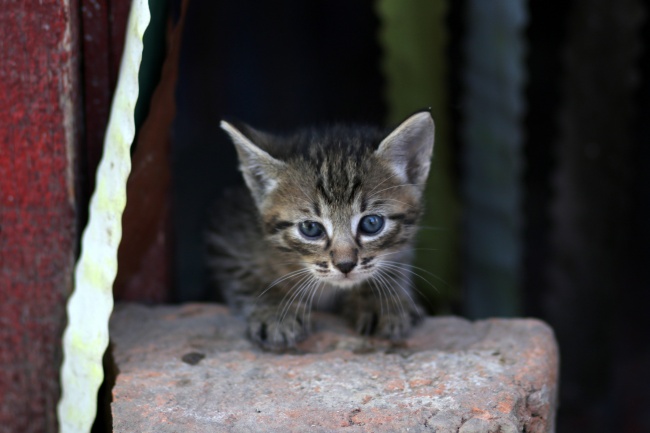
[359,215,384,235]
[299,221,325,239]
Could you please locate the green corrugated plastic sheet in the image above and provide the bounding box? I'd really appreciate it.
[461,1,527,318]
[377,0,459,312]
[57,1,150,431]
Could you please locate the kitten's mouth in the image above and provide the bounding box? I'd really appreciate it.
[317,271,369,289]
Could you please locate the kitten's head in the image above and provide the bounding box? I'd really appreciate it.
[221,112,434,288]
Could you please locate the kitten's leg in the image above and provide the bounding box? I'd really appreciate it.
[241,289,312,350]
[343,275,425,340]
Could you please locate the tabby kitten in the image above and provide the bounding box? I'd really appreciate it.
[205,111,435,350]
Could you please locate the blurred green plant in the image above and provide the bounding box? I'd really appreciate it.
[377,0,459,313]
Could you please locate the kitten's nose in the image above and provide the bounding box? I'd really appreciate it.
[335,261,357,275]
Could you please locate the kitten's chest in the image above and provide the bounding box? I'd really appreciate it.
[309,284,345,311]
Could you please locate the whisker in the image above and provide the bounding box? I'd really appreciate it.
[377,267,419,316]
[305,280,324,331]
[295,276,319,330]
[257,268,311,298]
[277,273,312,325]
[368,276,386,318]
[372,248,440,260]
[368,182,425,199]
[379,262,442,294]
[294,184,317,206]
[375,198,416,208]
[378,265,434,312]
[280,187,313,209]
[374,269,405,319]
[381,260,450,289]
[366,171,403,196]
[379,261,433,287]
[297,276,318,322]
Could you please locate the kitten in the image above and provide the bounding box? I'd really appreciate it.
[205,111,435,350]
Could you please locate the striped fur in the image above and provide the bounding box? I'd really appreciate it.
[206,112,435,349]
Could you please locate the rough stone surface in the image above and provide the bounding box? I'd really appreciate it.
[110,303,559,432]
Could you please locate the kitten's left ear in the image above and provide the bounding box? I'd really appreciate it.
[376,111,435,187]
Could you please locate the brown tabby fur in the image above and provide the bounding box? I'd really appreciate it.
[205,112,435,349]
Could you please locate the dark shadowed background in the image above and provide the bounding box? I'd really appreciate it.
[7,1,648,431]
[163,1,650,432]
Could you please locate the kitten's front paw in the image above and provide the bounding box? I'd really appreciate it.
[355,303,425,341]
[247,308,309,350]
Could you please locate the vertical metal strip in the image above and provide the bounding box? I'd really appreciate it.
[57,1,150,431]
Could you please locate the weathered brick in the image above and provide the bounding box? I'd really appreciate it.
[110,303,558,432]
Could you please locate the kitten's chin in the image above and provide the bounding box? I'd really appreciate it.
[319,273,369,289]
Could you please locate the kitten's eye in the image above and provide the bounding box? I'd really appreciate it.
[359,215,385,235]
[298,221,325,239]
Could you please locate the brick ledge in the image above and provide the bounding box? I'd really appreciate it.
[109,303,558,432]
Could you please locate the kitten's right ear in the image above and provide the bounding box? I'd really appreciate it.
[220,120,285,207]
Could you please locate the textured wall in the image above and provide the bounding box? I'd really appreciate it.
[0,1,81,431]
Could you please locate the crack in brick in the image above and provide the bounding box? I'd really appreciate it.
[347,408,362,426]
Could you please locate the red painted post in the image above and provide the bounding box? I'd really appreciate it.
[80,0,113,200]
[79,0,132,201]
[0,1,82,432]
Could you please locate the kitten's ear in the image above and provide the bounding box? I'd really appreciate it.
[376,111,435,187]
[220,120,285,206]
